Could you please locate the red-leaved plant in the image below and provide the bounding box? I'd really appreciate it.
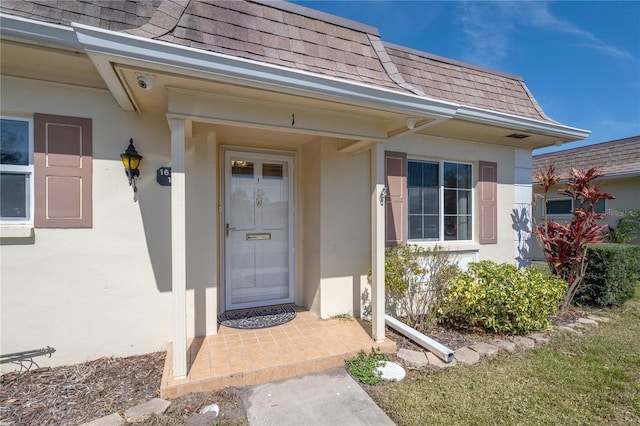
[533,166,614,311]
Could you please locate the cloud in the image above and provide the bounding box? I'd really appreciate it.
[519,2,635,61]
[456,1,635,67]
[456,2,513,68]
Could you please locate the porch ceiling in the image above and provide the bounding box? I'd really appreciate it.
[199,121,322,147]
[116,64,412,139]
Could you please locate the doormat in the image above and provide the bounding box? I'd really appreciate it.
[217,306,296,329]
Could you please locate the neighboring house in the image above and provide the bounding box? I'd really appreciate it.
[0,0,589,379]
[531,136,640,261]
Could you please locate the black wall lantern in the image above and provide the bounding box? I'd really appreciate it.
[121,139,143,191]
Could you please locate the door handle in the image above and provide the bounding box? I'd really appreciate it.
[226,223,236,237]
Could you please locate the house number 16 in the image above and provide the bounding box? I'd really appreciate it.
[156,167,171,186]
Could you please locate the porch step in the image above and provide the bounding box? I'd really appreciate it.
[160,311,396,398]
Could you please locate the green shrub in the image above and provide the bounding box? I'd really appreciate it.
[438,261,567,334]
[385,244,459,328]
[607,209,640,243]
[574,243,640,307]
[345,348,388,385]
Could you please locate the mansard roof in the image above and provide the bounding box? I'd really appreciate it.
[0,0,561,124]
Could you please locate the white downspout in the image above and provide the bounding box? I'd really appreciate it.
[385,315,455,363]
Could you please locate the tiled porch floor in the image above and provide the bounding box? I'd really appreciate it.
[160,308,396,398]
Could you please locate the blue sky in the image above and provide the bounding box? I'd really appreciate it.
[293,1,640,154]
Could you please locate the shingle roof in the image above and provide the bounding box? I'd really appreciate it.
[533,136,640,179]
[0,0,561,124]
[129,0,406,92]
[0,0,162,31]
[384,43,553,122]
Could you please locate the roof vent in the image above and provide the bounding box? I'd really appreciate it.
[506,133,530,139]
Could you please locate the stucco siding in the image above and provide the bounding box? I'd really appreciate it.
[302,140,321,316]
[1,77,173,367]
[318,139,371,318]
[185,130,219,337]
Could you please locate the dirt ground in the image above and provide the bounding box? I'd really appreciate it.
[0,352,246,425]
[1,313,582,425]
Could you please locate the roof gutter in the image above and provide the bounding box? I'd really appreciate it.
[0,13,79,51]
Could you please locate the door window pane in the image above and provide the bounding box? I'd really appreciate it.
[231,160,254,177]
[231,161,255,230]
[262,163,287,230]
[263,163,283,178]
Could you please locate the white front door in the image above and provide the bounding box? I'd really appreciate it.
[224,150,295,310]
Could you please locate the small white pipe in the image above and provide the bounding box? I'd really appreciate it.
[385,314,455,363]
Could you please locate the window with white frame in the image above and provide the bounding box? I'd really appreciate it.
[408,159,472,241]
[546,198,606,216]
[1,116,33,223]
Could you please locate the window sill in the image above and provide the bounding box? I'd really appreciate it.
[409,241,480,252]
[0,225,34,238]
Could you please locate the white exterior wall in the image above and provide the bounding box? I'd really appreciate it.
[0,77,215,367]
[0,77,170,366]
[302,140,322,316]
[300,138,372,319]
[318,139,371,318]
[514,148,533,267]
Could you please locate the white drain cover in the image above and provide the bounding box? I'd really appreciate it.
[375,361,406,381]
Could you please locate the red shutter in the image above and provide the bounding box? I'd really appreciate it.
[478,161,497,244]
[385,151,407,246]
[34,114,92,228]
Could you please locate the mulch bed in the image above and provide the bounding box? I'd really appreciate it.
[387,309,590,354]
[0,352,246,425]
[1,352,165,425]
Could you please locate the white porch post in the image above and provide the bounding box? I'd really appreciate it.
[170,118,187,378]
[371,142,386,342]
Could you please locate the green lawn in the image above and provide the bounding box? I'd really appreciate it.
[369,290,640,425]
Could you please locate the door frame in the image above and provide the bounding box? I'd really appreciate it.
[221,148,296,311]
